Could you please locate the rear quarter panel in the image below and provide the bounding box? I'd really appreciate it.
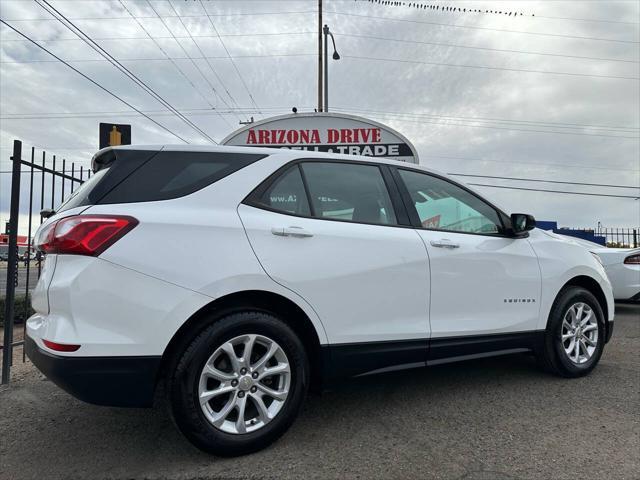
[87,153,329,345]
[30,206,90,313]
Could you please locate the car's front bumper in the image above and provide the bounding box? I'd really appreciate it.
[25,335,161,407]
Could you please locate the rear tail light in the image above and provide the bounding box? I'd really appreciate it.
[35,215,138,256]
[624,254,640,265]
[43,339,81,352]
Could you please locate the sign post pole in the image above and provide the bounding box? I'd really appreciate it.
[323,25,329,112]
[317,0,323,112]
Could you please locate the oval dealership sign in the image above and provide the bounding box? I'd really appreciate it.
[221,112,418,164]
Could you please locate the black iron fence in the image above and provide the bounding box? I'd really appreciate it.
[1,140,87,383]
[595,227,638,248]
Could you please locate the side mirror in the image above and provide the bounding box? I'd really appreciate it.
[510,213,536,235]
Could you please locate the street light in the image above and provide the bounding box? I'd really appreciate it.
[323,24,340,112]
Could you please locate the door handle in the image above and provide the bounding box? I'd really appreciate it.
[271,226,314,238]
[430,239,459,249]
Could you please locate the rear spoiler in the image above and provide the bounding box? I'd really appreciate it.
[90,148,115,173]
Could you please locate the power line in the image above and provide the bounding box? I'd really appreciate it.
[5,50,637,87]
[0,105,300,115]
[534,14,640,26]
[4,30,637,65]
[143,0,240,120]
[422,154,640,174]
[0,53,316,64]
[381,116,640,139]
[0,32,317,43]
[342,55,640,81]
[335,32,639,64]
[2,11,318,22]
[3,105,637,140]
[449,173,640,189]
[117,0,233,129]
[7,9,634,26]
[0,112,260,120]
[197,0,262,113]
[334,106,639,133]
[0,107,300,120]
[5,105,635,135]
[467,183,640,199]
[329,11,640,44]
[34,0,218,144]
[333,108,640,139]
[0,20,189,143]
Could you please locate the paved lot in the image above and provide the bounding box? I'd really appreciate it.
[0,263,40,298]
[1,304,638,480]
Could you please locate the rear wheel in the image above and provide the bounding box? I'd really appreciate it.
[168,311,309,456]
[537,286,605,377]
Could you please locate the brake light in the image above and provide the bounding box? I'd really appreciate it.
[624,254,640,265]
[36,215,138,256]
[43,339,81,352]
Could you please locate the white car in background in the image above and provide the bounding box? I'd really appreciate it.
[554,234,640,301]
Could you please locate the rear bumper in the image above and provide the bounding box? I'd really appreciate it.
[25,335,161,407]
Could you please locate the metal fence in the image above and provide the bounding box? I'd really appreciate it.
[594,227,638,248]
[1,140,87,384]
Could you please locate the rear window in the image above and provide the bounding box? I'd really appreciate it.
[57,167,110,213]
[99,151,265,204]
[58,149,157,213]
[59,150,265,211]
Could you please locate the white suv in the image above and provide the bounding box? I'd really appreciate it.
[26,145,614,456]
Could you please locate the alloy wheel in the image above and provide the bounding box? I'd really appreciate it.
[561,302,598,365]
[198,334,291,434]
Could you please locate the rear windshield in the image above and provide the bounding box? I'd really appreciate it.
[58,149,265,211]
[99,151,265,204]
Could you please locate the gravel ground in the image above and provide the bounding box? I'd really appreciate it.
[1,303,638,480]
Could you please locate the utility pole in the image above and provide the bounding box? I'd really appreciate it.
[323,24,329,113]
[317,0,323,112]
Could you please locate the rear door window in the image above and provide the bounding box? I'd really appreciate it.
[246,160,400,227]
[301,162,398,225]
[254,165,311,216]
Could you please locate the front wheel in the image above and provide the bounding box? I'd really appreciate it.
[537,286,606,378]
[168,311,309,456]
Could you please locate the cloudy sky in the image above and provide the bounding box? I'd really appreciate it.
[1,0,639,233]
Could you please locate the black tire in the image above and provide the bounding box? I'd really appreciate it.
[537,286,606,378]
[168,311,309,456]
